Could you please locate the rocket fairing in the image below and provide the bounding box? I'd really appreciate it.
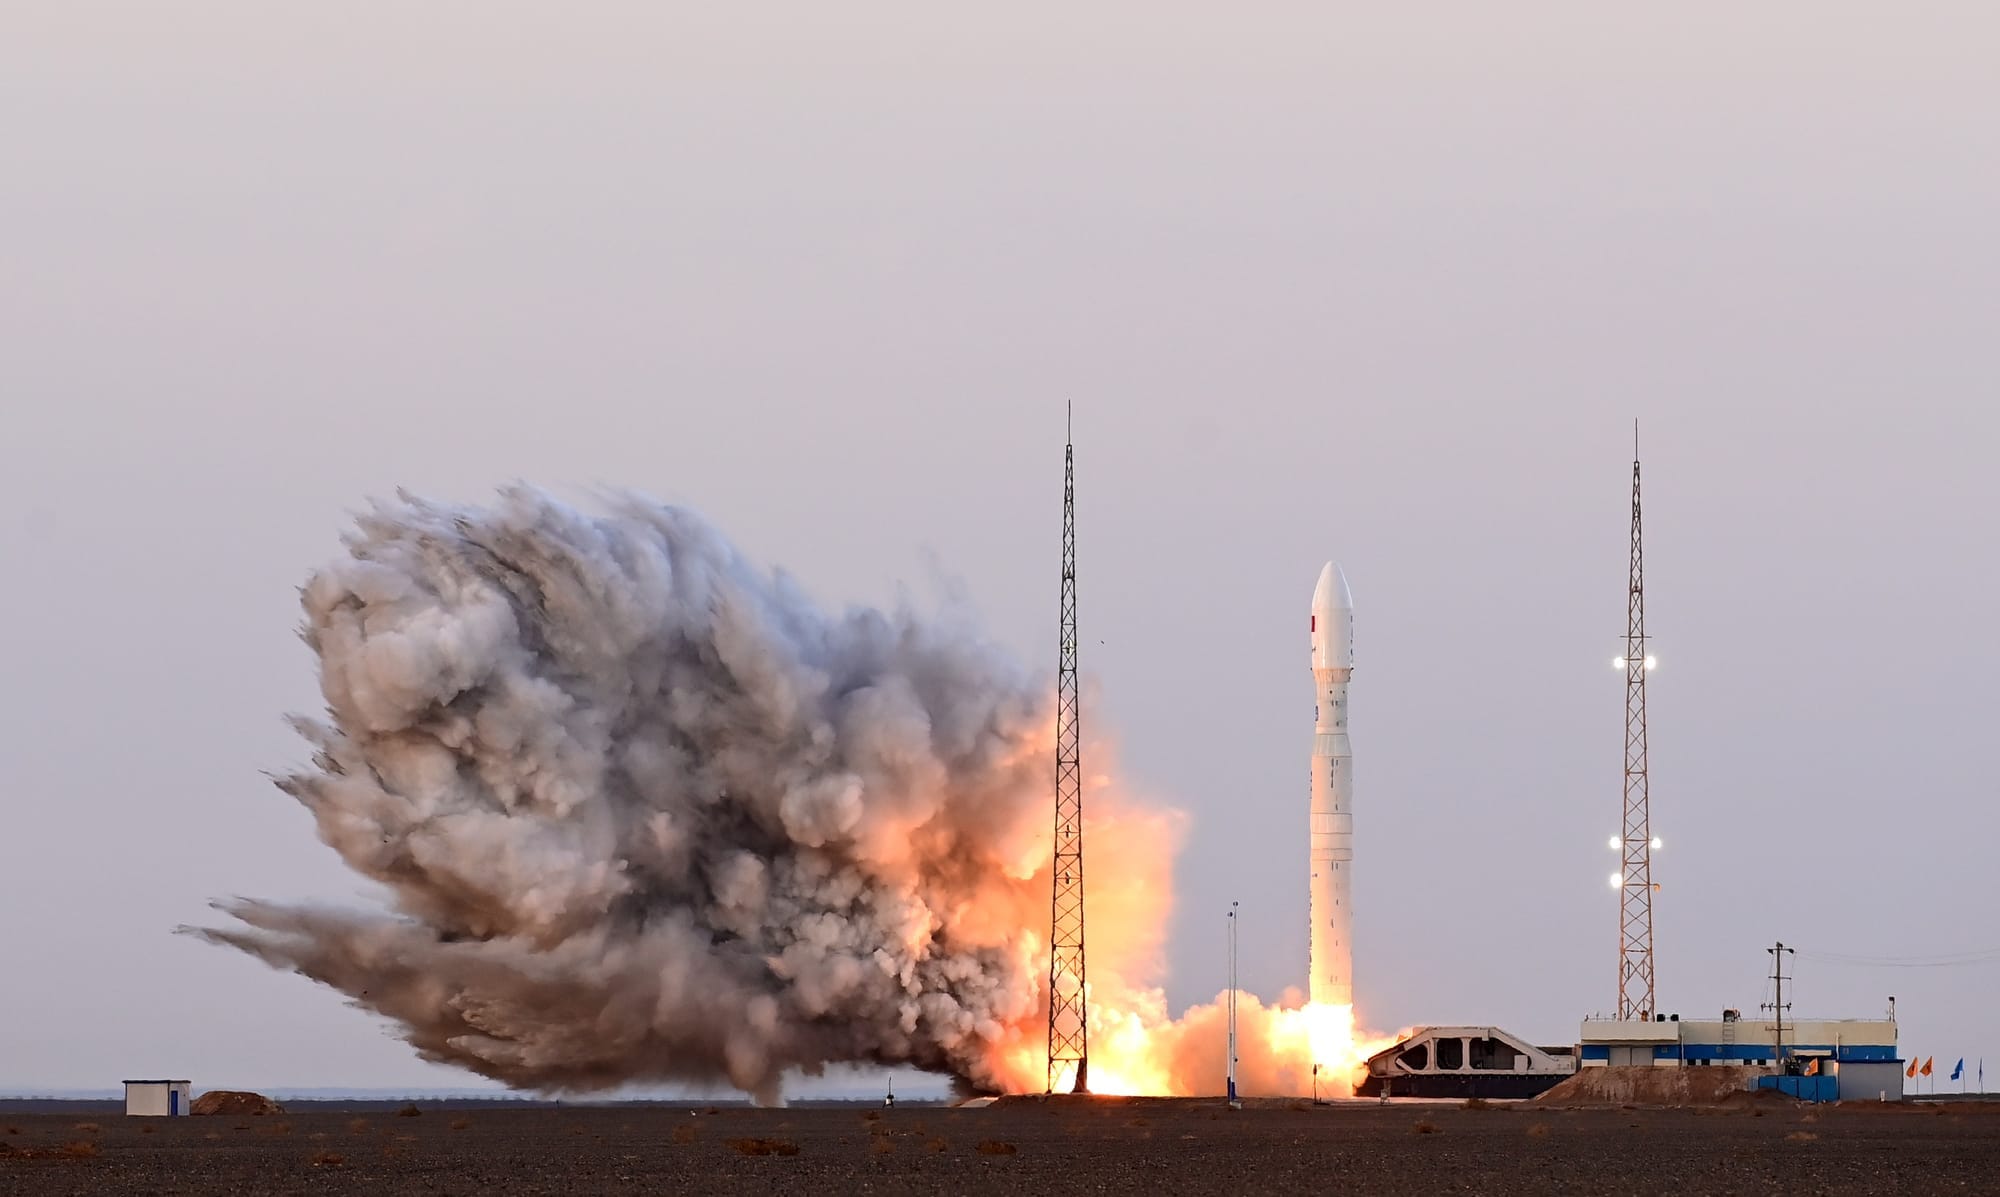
[1308,562,1354,1009]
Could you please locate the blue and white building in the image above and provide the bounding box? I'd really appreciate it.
[1580,1013,1902,1101]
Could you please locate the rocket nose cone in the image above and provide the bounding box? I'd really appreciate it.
[1312,561,1353,611]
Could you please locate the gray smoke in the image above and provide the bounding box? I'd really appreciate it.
[190,487,1056,1102]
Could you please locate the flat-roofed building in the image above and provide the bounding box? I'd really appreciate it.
[123,1079,192,1116]
[1579,1014,1901,1101]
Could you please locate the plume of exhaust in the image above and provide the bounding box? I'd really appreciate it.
[188,487,1079,1103]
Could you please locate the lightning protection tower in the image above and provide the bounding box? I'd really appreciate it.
[1615,423,1658,1021]
[1047,405,1089,1094]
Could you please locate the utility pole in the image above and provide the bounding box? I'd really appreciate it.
[1762,942,1795,1067]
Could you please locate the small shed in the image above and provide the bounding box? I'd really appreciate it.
[124,1079,192,1117]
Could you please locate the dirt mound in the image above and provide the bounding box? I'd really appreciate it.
[1534,1066,1769,1108]
[191,1090,285,1116]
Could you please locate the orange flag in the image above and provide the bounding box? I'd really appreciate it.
[1906,1059,1918,1079]
[1803,1058,1820,1076]
[1922,1057,1934,1077]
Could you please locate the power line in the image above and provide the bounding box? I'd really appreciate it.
[1794,946,2000,969]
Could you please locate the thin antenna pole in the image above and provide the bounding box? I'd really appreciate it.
[1226,902,1239,1106]
[1616,432,1659,1021]
[1047,410,1089,1094]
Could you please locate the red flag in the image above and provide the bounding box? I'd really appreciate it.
[1906,1059,1918,1079]
[1922,1057,1934,1077]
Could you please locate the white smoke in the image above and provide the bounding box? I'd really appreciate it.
[190,487,1060,1103]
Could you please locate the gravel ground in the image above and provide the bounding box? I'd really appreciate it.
[3,1095,1995,1195]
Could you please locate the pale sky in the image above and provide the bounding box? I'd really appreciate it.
[4,3,1996,1092]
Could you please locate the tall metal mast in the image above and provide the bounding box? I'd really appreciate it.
[1047,404,1089,1094]
[1616,422,1658,1021]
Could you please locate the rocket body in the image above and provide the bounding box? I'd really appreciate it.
[1308,562,1354,1009]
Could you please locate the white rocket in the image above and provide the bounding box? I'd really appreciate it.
[1308,561,1355,1009]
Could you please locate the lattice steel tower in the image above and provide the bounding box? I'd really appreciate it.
[1616,424,1658,1021]
[1047,406,1089,1094]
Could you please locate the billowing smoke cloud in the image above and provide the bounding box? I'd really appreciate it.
[191,487,1074,1102]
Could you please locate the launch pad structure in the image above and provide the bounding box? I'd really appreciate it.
[1038,421,1671,1094]
[1047,408,1089,1094]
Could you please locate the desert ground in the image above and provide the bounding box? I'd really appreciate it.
[4,1095,1996,1195]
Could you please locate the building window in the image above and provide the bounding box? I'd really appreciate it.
[1470,1037,1516,1071]
[1435,1038,1464,1071]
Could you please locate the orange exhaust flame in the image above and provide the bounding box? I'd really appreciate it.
[990,990,1393,1098]
[980,755,1394,1098]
